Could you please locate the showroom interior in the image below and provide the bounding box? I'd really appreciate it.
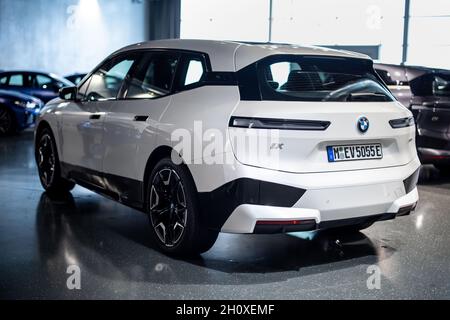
[0,0,449,299]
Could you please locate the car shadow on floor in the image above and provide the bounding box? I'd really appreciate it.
[418,165,450,189]
[35,191,394,286]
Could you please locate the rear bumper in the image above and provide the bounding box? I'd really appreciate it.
[217,158,420,234]
[221,187,418,233]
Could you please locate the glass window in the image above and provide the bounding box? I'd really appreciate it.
[35,75,52,87]
[258,56,394,102]
[184,60,204,86]
[125,53,179,99]
[432,74,450,97]
[84,56,136,101]
[34,74,62,91]
[9,74,24,86]
[0,76,7,84]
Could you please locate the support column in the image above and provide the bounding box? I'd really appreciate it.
[147,0,181,40]
[401,0,410,64]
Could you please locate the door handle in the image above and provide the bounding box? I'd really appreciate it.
[134,115,149,122]
[89,114,101,120]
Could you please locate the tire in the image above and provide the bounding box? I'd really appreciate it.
[434,164,450,176]
[0,106,16,135]
[146,157,218,256]
[35,128,75,195]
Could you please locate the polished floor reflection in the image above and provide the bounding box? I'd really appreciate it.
[0,130,449,299]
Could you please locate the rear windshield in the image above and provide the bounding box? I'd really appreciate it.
[257,56,394,102]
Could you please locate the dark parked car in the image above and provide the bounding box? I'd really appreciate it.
[410,70,450,174]
[0,71,74,103]
[375,63,450,173]
[0,89,43,134]
[64,73,87,85]
[374,63,427,107]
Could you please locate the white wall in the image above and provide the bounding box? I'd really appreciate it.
[0,0,147,76]
[181,0,450,69]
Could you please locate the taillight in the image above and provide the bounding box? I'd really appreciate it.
[389,116,415,129]
[229,116,330,131]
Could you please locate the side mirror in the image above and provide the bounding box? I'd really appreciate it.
[59,86,77,100]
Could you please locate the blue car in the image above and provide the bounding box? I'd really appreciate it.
[0,71,74,103]
[0,89,43,134]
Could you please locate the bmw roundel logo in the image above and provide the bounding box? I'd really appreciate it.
[357,116,369,133]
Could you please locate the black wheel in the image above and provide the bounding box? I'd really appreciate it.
[146,157,218,256]
[35,128,75,195]
[0,106,16,135]
[434,164,450,176]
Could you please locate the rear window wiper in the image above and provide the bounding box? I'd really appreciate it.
[346,92,389,101]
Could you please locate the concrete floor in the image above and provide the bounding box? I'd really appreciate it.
[0,130,449,299]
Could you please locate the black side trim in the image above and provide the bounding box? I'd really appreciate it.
[254,221,316,234]
[204,72,238,85]
[198,178,306,231]
[403,167,420,194]
[236,62,261,100]
[229,116,331,131]
[318,213,396,229]
[397,204,415,216]
[60,162,144,211]
[134,115,149,121]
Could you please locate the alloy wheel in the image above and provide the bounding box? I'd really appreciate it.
[0,108,12,134]
[149,168,188,247]
[37,133,56,188]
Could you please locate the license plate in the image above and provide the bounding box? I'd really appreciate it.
[327,143,383,162]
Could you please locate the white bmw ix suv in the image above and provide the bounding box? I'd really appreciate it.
[35,40,420,255]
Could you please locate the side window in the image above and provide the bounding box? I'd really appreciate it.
[9,74,24,86]
[184,59,204,85]
[432,75,450,96]
[125,53,179,99]
[176,55,206,90]
[35,74,55,89]
[0,76,7,85]
[84,55,137,101]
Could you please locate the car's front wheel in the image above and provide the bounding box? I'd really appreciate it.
[35,128,75,195]
[0,106,16,135]
[146,157,218,256]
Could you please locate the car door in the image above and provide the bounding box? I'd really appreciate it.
[59,53,139,189]
[27,73,60,103]
[2,72,28,96]
[102,50,180,205]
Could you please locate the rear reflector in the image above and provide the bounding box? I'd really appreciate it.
[431,155,450,160]
[256,219,315,225]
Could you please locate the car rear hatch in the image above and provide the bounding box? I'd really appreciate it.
[229,101,416,173]
[229,54,417,174]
